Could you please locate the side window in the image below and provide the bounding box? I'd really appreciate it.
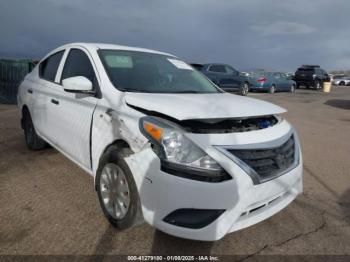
[61,49,97,86]
[209,65,227,73]
[225,66,238,75]
[39,51,64,82]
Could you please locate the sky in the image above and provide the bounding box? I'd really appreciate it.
[0,0,349,72]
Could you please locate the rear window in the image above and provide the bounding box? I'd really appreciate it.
[251,71,270,77]
[39,51,64,81]
[296,68,314,72]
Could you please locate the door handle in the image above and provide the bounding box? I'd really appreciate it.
[27,89,33,94]
[51,99,59,105]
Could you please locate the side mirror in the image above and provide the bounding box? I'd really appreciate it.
[62,76,94,94]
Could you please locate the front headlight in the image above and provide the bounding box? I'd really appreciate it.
[139,116,231,182]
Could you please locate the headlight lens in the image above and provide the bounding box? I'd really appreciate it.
[140,116,221,170]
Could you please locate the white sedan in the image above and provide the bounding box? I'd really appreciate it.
[17,43,303,241]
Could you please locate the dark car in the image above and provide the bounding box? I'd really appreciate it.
[294,65,330,90]
[191,63,250,95]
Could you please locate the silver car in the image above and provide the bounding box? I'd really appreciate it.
[332,76,350,86]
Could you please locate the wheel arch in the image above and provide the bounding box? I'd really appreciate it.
[94,139,132,189]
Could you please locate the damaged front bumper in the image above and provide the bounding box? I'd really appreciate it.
[125,119,303,241]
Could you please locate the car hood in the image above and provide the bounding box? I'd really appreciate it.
[125,92,286,121]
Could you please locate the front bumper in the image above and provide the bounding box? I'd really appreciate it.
[125,120,303,241]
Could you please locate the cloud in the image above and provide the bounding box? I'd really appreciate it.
[0,0,349,71]
[251,21,316,36]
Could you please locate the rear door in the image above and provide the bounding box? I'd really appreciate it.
[272,73,283,90]
[207,64,239,89]
[46,47,99,170]
[279,73,290,90]
[34,50,65,139]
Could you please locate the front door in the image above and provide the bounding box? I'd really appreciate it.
[46,48,99,170]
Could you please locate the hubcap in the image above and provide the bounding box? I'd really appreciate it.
[100,163,130,220]
[243,83,248,94]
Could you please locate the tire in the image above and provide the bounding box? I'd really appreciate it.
[339,81,345,86]
[314,80,322,90]
[238,82,249,96]
[269,84,276,94]
[96,147,143,229]
[290,84,296,93]
[23,110,46,150]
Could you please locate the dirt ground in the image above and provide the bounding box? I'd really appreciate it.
[0,87,349,259]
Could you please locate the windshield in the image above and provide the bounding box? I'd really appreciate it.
[99,50,220,93]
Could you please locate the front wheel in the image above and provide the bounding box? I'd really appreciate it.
[96,147,143,229]
[269,84,276,94]
[238,82,249,96]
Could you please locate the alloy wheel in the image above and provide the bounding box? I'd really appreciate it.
[242,83,249,95]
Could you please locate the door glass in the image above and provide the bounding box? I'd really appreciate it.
[209,65,227,73]
[225,66,238,76]
[39,51,64,82]
[61,49,97,86]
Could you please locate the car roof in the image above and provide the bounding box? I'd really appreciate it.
[46,42,176,58]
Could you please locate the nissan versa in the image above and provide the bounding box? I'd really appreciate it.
[17,43,303,241]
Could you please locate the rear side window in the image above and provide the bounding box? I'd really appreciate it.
[209,65,227,73]
[61,49,96,85]
[39,51,64,81]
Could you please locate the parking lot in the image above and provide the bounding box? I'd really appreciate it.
[0,87,349,257]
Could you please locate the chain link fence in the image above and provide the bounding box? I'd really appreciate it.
[0,59,36,104]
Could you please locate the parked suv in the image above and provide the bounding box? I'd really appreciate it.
[294,65,330,90]
[191,63,250,95]
[18,43,303,241]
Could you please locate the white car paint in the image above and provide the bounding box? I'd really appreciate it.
[18,43,303,241]
[125,92,286,120]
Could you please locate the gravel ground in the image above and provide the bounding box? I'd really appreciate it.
[0,87,349,259]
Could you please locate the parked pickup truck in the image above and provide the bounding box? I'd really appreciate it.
[191,63,250,95]
[18,43,303,241]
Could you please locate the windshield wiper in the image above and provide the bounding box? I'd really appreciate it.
[121,88,151,93]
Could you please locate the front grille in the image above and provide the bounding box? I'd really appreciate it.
[226,135,297,184]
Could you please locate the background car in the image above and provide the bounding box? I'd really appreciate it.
[332,76,350,86]
[293,65,330,90]
[191,63,250,95]
[249,71,296,94]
